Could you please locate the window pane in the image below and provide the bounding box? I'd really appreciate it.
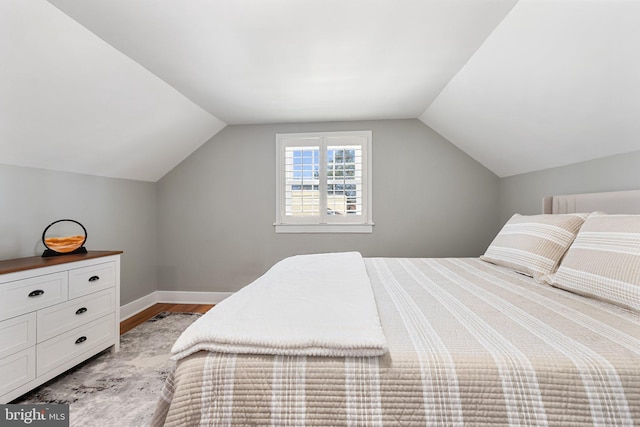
[327,145,362,215]
[285,146,320,216]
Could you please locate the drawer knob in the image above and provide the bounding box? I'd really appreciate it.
[75,307,88,315]
[75,336,87,344]
[28,289,45,297]
[88,275,100,282]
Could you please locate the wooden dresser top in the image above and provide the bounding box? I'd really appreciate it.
[0,251,123,275]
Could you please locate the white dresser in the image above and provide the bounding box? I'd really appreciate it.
[0,251,122,403]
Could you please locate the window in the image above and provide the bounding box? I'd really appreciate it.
[275,131,373,233]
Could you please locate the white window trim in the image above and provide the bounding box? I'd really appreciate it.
[275,130,373,233]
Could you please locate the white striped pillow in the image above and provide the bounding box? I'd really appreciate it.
[551,214,640,312]
[481,213,588,281]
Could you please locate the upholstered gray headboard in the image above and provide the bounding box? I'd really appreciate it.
[543,189,640,214]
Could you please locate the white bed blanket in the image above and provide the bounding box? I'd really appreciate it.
[171,252,388,360]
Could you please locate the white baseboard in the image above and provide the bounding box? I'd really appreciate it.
[120,291,233,321]
[156,290,232,305]
[120,293,157,321]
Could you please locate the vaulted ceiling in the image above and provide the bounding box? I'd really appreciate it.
[1,0,638,182]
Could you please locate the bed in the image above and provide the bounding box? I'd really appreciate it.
[152,190,640,426]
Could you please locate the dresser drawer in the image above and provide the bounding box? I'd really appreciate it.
[68,262,115,299]
[0,272,68,321]
[0,347,36,397]
[37,289,116,343]
[37,313,115,376]
[0,313,36,359]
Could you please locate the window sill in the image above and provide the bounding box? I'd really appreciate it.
[274,223,374,234]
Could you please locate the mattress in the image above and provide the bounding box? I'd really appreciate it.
[152,258,640,426]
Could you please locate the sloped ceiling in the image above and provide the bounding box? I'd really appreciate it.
[421,0,640,177]
[44,0,517,125]
[2,0,639,181]
[0,0,225,182]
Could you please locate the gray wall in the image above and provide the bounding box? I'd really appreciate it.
[0,164,158,305]
[157,119,500,293]
[499,150,640,224]
[8,124,636,302]
[11,121,636,301]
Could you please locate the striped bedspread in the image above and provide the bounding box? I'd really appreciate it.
[152,258,640,426]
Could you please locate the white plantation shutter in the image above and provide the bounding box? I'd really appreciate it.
[284,145,320,216]
[326,143,363,217]
[276,131,372,233]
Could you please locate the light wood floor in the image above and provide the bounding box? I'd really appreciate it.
[120,303,214,335]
